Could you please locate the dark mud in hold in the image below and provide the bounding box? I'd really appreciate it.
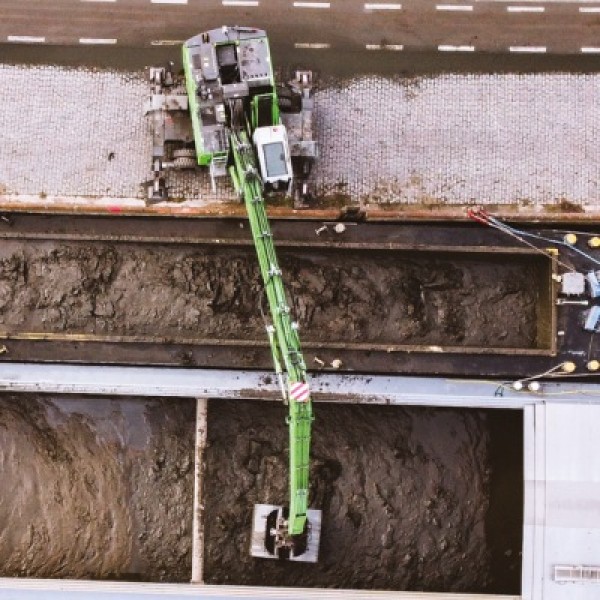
[203,400,522,593]
[486,410,523,594]
[0,243,541,349]
[0,394,195,581]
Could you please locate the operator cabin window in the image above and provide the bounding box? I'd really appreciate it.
[263,142,288,178]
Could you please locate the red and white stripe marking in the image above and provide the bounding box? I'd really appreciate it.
[289,381,310,403]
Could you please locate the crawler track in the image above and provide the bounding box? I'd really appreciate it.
[0,213,569,377]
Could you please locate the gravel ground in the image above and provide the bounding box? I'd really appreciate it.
[0,63,597,208]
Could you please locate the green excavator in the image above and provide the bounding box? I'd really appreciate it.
[144,26,321,561]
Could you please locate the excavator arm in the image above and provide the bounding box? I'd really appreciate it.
[229,129,319,557]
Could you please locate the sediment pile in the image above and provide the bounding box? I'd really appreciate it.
[0,394,522,593]
[203,400,494,592]
[0,242,540,348]
[0,395,195,581]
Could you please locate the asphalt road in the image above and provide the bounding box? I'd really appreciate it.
[0,0,599,56]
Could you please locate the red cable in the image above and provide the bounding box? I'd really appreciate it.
[466,207,489,225]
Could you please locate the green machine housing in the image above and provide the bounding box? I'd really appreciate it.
[183,27,277,168]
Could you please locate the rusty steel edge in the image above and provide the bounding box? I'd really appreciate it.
[0,197,598,224]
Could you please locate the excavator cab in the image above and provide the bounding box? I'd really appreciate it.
[252,125,293,193]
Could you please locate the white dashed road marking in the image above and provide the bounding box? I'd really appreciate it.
[477,0,592,2]
[150,0,187,4]
[79,38,117,44]
[293,2,331,7]
[151,39,185,45]
[294,42,331,48]
[438,44,476,51]
[581,46,600,53]
[579,6,600,12]
[366,43,404,50]
[222,0,259,5]
[507,5,545,12]
[436,4,474,11]
[509,45,547,52]
[7,35,46,43]
[364,3,402,9]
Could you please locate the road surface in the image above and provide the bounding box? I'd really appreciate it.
[0,0,599,56]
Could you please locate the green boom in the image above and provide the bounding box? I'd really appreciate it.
[229,128,313,537]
